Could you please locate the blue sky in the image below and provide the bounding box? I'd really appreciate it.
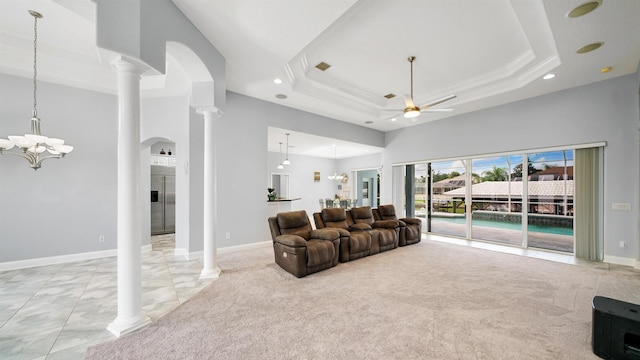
[415,150,574,176]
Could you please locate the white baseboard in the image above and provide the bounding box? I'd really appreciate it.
[603,255,637,267]
[218,241,271,254]
[0,249,118,272]
[174,247,188,258]
[174,241,271,260]
[1,241,273,271]
[1,243,153,272]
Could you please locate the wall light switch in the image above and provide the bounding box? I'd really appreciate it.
[225,232,231,239]
[619,241,626,248]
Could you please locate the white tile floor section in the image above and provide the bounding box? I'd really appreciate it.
[0,233,633,359]
[0,234,215,360]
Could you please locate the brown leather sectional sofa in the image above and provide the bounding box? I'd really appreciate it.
[314,206,400,262]
[268,205,422,277]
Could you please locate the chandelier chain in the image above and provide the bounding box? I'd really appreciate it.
[32,13,38,114]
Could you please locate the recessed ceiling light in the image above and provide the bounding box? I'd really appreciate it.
[543,73,556,80]
[273,78,282,84]
[275,94,287,99]
[600,66,612,73]
[390,118,397,122]
[577,42,603,54]
[568,1,601,18]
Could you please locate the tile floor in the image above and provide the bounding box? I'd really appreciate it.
[0,234,215,360]
[1,233,637,360]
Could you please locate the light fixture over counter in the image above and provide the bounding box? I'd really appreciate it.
[0,10,74,170]
[282,133,291,166]
[328,145,344,181]
[277,142,284,170]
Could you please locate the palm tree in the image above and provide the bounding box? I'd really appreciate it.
[482,166,509,181]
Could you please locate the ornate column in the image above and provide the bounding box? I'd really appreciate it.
[200,109,222,279]
[107,58,151,337]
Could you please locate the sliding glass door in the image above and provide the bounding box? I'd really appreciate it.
[470,155,523,246]
[526,150,574,252]
[399,148,576,253]
[429,160,467,238]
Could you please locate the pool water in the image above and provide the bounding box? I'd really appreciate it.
[432,216,574,236]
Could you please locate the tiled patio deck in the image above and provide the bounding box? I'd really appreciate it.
[429,221,574,253]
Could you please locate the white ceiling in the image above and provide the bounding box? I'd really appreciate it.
[268,127,383,159]
[1,0,640,158]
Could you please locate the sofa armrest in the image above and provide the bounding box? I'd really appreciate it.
[401,218,422,226]
[349,223,372,231]
[372,219,400,229]
[310,229,340,240]
[274,234,307,248]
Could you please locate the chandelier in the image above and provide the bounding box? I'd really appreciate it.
[0,10,73,170]
[327,145,344,181]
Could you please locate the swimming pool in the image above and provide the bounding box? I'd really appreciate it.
[432,216,574,236]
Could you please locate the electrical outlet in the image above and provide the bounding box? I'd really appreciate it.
[612,203,631,211]
[225,232,231,239]
[619,241,626,248]
[99,236,105,243]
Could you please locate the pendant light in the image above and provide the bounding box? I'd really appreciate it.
[327,145,344,181]
[276,142,284,169]
[0,10,74,170]
[282,133,291,165]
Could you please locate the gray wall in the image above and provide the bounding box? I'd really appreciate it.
[0,73,118,262]
[383,73,640,260]
[2,72,639,264]
[94,0,226,112]
[215,91,386,246]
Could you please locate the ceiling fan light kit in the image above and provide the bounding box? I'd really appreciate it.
[400,56,456,120]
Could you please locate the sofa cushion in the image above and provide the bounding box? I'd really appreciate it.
[277,210,311,240]
[306,239,336,267]
[321,208,349,229]
[377,205,397,220]
[351,206,375,225]
[348,232,372,254]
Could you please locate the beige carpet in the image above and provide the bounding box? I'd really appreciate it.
[84,240,640,359]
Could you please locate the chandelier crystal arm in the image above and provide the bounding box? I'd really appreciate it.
[0,147,67,169]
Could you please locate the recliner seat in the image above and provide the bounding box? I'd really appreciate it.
[373,204,422,246]
[350,206,400,253]
[313,208,372,262]
[268,210,340,277]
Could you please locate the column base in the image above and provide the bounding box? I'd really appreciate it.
[107,314,152,337]
[200,267,222,279]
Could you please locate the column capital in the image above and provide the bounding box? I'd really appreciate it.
[110,55,151,76]
[197,107,224,119]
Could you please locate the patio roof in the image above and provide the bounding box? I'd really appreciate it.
[444,180,573,198]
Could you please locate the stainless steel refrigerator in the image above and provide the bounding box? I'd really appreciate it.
[150,166,176,235]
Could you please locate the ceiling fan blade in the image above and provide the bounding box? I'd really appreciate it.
[404,94,415,108]
[422,108,454,112]
[420,94,457,110]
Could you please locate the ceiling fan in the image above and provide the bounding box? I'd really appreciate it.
[402,56,456,120]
